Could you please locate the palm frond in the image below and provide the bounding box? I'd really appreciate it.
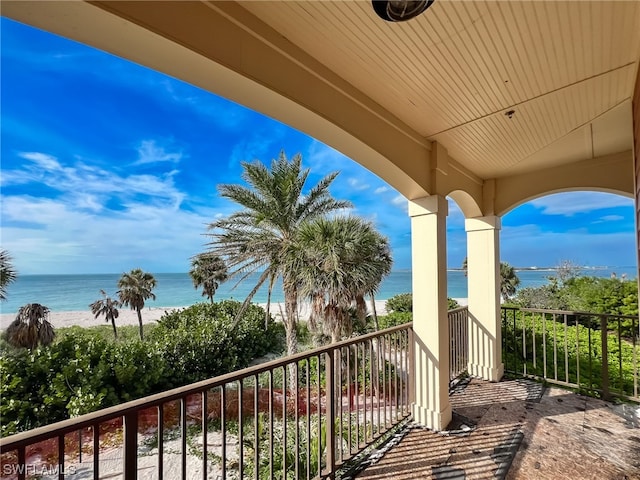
[0,249,18,302]
[5,303,55,349]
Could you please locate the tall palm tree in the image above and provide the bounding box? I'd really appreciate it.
[89,290,122,339]
[500,262,521,301]
[189,254,228,303]
[0,249,17,301]
[5,303,55,349]
[206,151,351,356]
[292,216,392,343]
[117,269,157,340]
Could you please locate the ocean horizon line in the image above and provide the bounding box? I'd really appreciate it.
[10,265,637,277]
[2,267,637,315]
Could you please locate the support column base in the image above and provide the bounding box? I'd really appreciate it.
[467,362,504,382]
[411,402,452,431]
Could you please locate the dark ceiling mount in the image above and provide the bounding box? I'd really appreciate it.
[372,0,435,22]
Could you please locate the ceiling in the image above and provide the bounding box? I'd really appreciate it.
[241,1,640,179]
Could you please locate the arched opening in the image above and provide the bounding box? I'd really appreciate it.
[1,17,420,314]
[501,190,637,279]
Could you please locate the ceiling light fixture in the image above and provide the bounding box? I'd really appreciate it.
[372,0,435,22]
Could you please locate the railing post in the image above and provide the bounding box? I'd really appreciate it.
[408,328,415,404]
[600,315,610,401]
[123,412,138,480]
[325,349,336,478]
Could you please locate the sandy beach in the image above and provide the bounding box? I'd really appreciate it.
[0,298,468,330]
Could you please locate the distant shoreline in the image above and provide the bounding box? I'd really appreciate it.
[0,298,469,330]
[11,266,635,275]
[2,267,634,317]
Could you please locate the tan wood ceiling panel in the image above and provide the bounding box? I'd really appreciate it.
[240,0,640,178]
[430,65,636,177]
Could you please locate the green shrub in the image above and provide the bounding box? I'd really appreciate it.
[1,300,285,437]
[502,309,638,398]
[151,301,285,388]
[378,312,412,329]
[385,294,460,314]
[1,330,119,435]
[386,293,412,313]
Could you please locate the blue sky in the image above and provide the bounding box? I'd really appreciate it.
[1,18,637,275]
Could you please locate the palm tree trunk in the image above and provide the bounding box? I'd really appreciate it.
[233,269,271,327]
[110,315,118,339]
[370,293,379,331]
[283,283,299,356]
[136,308,144,340]
[265,273,276,330]
[282,282,299,389]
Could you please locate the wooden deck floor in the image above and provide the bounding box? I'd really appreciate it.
[354,378,640,480]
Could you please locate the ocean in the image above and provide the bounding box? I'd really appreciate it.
[1,267,637,315]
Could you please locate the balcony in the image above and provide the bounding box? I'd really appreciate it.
[1,307,638,479]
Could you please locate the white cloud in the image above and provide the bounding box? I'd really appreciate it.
[596,215,625,222]
[391,195,406,206]
[74,193,103,212]
[135,140,182,165]
[501,224,636,267]
[529,192,632,216]
[4,151,186,211]
[374,186,389,194]
[347,178,369,191]
[0,150,227,274]
[19,152,63,170]
[306,141,346,171]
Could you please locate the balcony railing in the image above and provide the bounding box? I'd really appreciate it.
[7,305,634,480]
[0,324,413,480]
[502,307,639,402]
[448,306,469,383]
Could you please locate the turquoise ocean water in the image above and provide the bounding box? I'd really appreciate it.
[1,267,637,315]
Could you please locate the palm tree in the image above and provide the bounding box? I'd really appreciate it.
[117,269,157,340]
[462,257,521,301]
[500,262,521,301]
[90,290,122,339]
[0,249,17,301]
[293,216,392,343]
[5,303,55,349]
[189,254,228,303]
[206,151,351,356]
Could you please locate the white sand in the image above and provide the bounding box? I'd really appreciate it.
[0,298,468,330]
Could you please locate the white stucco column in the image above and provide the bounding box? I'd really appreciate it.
[409,195,452,430]
[465,216,504,381]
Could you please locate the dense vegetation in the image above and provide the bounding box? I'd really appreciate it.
[512,273,638,337]
[502,307,638,398]
[385,292,460,314]
[513,274,638,314]
[0,301,284,437]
